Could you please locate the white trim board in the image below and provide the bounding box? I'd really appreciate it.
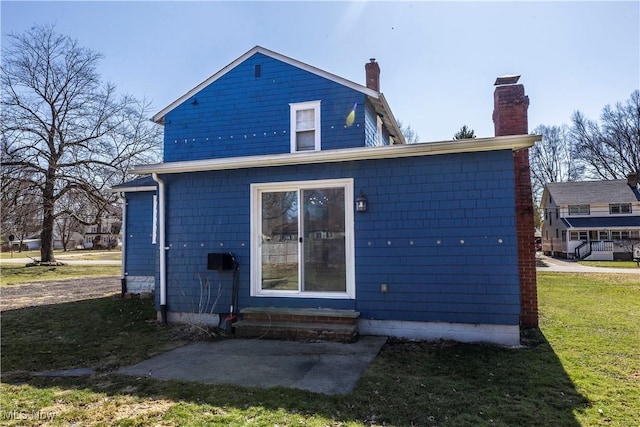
[108,185,156,193]
[131,134,540,175]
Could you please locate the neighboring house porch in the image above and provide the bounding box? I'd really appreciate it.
[541,177,640,260]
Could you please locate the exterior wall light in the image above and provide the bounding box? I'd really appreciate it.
[356,192,367,212]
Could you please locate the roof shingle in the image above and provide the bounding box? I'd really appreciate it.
[546,180,640,205]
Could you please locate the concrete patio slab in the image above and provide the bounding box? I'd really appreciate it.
[117,336,387,395]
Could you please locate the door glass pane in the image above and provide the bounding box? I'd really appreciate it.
[302,188,346,292]
[261,191,298,290]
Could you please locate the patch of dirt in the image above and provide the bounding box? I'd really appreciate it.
[0,276,121,311]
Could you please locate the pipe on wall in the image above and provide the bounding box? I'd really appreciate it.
[152,173,167,324]
[119,192,127,297]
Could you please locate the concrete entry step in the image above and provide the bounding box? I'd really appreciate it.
[235,307,360,343]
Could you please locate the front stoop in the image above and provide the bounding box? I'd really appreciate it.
[233,307,360,343]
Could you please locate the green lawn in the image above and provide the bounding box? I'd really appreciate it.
[0,264,121,287]
[1,272,638,426]
[577,260,638,268]
[0,249,122,261]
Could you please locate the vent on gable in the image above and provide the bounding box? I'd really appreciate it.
[255,64,262,78]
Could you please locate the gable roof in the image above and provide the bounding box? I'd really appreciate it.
[151,45,406,144]
[544,180,640,206]
[109,175,157,193]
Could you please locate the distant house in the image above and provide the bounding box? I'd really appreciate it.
[8,235,42,251]
[55,231,84,250]
[112,46,539,346]
[82,214,122,249]
[541,176,640,260]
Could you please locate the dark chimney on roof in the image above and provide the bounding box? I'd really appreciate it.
[365,58,380,92]
[628,172,640,188]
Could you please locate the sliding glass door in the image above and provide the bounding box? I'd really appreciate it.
[301,188,345,292]
[252,179,354,298]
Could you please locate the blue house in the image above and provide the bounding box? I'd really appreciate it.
[113,47,539,346]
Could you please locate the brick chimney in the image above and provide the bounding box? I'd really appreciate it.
[365,58,380,92]
[493,75,529,135]
[493,75,538,330]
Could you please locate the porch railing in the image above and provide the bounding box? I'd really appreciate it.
[575,240,614,259]
[575,241,590,259]
[590,240,614,252]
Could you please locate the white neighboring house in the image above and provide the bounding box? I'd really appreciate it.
[83,216,122,249]
[541,174,640,260]
[7,232,81,251]
[55,231,84,250]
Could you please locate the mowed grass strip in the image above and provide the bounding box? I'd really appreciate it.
[0,250,122,261]
[1,272,638,426]
[0,264,121,286]
[577,260,638,269]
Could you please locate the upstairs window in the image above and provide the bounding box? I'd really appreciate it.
[568,204,590,215]
[609,203,632,214]
[290,101,321,152]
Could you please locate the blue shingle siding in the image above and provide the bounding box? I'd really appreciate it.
[163,53,367,162]
[364,100,390,147]
[159,149,520,325]
[124,191,157,278]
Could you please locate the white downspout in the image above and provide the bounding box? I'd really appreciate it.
[119,192,127,297]
[152,173,168,323]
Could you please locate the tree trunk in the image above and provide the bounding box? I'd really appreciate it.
[40,177,56,262]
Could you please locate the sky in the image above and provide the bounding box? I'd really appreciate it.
[2,1,639,142]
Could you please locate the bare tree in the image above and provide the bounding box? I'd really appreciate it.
[571,90,640,180]
[1,171,42,251]
[453,125,476,140]
[529,124,583,204]
[1,25,161,263]
[54,216,81,251]
[397,120,419,143]
[53,190,90,251]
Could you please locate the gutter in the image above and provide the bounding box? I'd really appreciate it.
[151,173,168,324]
[131,134,540,175]
[108,185,157,193]
[119,192,127,297]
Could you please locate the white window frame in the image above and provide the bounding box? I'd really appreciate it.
[609,203,632,214]
[569,231,588,241]
[568,204,590,215]
[250,178,355,299]
[290,101,321,153]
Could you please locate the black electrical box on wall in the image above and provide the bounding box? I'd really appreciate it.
[207,253,236,271]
